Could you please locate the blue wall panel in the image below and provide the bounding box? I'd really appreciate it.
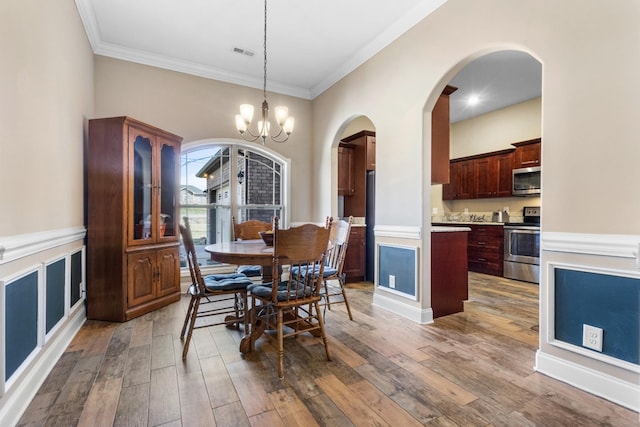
[6,271,38,379]
[70,251,82,307]
[46,259,66,333]
[378,245,416,297]
[555,268,639,364]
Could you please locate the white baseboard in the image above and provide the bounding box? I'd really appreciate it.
[0,305,86,426]
[372,291,433,324]
[535,350,639,412]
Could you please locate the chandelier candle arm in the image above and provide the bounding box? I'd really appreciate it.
[234,0,294,144]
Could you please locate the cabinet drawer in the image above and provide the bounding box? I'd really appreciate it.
[469,224,504,237]
[468,248,501,263]
[468,237,502,250]
[469,259,503,276]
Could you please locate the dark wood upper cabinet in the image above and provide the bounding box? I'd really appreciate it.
[431,85,458,184]
[444,149,514,200]
[340,130,375,218]
[512,138,541,168]
[338,146,355,196]
[474,150,514,198]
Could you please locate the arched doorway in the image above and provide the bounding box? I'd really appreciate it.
[428,49,542,321]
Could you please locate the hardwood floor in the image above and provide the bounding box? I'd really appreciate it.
[18,273,638,426]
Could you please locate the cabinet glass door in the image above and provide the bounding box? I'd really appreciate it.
[132,134,153,241]
[159,139,178,238]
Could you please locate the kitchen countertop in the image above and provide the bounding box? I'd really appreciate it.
[431,226,471,232]
[432,221,505,226]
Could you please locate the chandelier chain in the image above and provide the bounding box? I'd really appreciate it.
[263,0,267,100]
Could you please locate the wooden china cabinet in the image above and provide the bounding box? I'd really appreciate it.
[86,116,182,321]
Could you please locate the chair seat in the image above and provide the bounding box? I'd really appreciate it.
[290,265,338,278]
[251,282,312,301]
[203,273,252,291]
[237,265,262,277]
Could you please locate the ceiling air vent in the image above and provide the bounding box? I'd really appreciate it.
[233,47,254,57]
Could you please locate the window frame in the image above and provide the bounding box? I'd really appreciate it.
[179,138,290,274]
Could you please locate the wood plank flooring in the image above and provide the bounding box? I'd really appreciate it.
[18,273,638,426]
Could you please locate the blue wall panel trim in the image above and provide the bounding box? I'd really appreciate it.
[554,268,639,365]
[6,271,39,379]
[70,251,82,306]
[378,245,416,296]
[46,259,66,333]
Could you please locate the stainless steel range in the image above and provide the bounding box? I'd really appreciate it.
[503,206,540,284]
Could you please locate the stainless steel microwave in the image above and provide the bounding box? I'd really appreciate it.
[512,166,541,196]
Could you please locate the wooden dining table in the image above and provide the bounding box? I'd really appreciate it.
[204,239,320,354]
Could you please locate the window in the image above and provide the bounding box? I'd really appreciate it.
[180,143,286,267]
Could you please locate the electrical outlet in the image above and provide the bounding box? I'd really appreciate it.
[389,275,396,289]
[582,324,603,352]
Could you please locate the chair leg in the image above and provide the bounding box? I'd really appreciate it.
[180,294,196,339]
[277,308,285,379]
[339,276,354,321]
[323,279,332,310]
[241,291,249,332]
[314,301,331,361]
[182,297,200,360]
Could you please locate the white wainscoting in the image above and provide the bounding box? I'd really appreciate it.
[0,227,86,426]
[538,231,640,412]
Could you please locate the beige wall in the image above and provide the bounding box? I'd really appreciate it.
[450,97,541,158]
[312,0,640,235]
[0,0,93,236]
[93,56,315,223]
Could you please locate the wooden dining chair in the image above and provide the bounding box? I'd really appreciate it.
[247,217,333,378]
[179,217,253,360]
[322,216,354,320]
[232,216,273,278]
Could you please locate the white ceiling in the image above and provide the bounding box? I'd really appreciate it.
[75,0,541,122]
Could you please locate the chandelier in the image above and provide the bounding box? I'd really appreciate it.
[235,0,294,144]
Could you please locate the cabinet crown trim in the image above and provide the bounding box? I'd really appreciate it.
[450,148,515,163]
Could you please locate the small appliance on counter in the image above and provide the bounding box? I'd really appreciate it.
[492,209,510,223]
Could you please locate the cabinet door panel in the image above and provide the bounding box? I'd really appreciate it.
[129,126,156,245]
[344,227,366,282]
[157,248,180,298]
[158,138,180,239]
[128,251,156,307]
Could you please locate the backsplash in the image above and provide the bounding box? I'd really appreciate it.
[431,210,523,224]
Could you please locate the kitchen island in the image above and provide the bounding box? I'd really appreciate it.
[431,226,470,318]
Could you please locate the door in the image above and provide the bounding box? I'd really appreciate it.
[157,247,180,298]
[127,250,156,307]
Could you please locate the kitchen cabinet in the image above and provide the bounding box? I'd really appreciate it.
[443,158,474,200]
[340,130,374,218]
[87,116,182,322]
[431,229,468,318]
[512,138,541,168]
[366,135,376,171]
[344,226,366,283]
[338,146,355,195]
[431,85,458,184]
[444,150,513,200]
[474,150,514,198]
[467,224,504,277]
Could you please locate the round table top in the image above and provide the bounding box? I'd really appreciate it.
[204,239,274,266]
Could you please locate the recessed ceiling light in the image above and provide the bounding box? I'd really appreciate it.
[467,94,480,106]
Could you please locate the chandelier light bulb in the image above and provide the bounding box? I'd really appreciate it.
[274,106,289,126]
[235,115,247,133]
[283,117,295,134]
[239,104,254,124]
